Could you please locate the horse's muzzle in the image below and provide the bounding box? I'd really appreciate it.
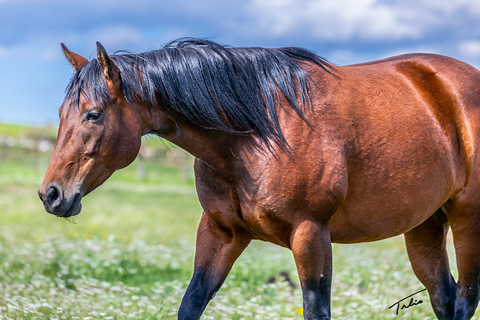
[38,183,82,217]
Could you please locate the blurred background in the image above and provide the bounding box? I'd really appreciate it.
[0,0,476,319]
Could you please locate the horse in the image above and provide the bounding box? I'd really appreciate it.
[38,39,480,320]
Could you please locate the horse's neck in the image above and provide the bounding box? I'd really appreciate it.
[145,105,254,178]
[169,123,242,176]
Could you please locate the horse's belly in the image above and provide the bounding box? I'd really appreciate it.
[329,155,457,244]
[329,204,439,244]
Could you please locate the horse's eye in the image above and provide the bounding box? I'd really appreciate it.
[85,110,102,121]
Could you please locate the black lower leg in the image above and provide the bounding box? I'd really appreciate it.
[302,277,331,320]
[405,210,456,319]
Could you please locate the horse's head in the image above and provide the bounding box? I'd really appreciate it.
[38,43,147,217]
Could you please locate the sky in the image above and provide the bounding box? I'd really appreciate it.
[1,0,480,125]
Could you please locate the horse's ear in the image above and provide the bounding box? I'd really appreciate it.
[61,43,88,71]
[96,42,123,100]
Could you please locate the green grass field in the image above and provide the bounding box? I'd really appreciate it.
[0,126,454,319]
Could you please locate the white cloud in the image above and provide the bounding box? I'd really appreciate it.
[459,40,480,58]
[241,0,480,44]
[0,32,77,61]
[451,0,480,15]
[90,25,144,49]
[326,49,367,65]
[0,44,22,58]
[0,25,144,62]
[246,0,424,42]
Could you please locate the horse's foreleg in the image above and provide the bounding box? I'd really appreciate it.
[178,212,250,320]
[291,220,332,320]
[404,209,456,319]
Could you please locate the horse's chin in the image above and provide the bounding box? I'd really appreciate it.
[60,193,82,218]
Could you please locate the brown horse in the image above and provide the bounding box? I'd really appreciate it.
[38,39,480,320]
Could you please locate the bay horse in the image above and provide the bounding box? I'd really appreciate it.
[38,39,480,320]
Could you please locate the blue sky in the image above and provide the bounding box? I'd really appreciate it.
[2,0,480,125]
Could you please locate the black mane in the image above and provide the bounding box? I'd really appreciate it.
[66,38,334,150]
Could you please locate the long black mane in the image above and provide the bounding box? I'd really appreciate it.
[66,39,334,150]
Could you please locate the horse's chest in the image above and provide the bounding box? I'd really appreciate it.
[197,185,293,246]
[233,182,319,247]
[239,205,295,247]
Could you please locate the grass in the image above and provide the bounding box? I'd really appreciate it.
[0,122,33,138]
[0,143,458,319]
[0,122,58,141]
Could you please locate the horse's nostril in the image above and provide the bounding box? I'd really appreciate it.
[47,186,59,202]
[41,183,72,216]
[45,184,62,207]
